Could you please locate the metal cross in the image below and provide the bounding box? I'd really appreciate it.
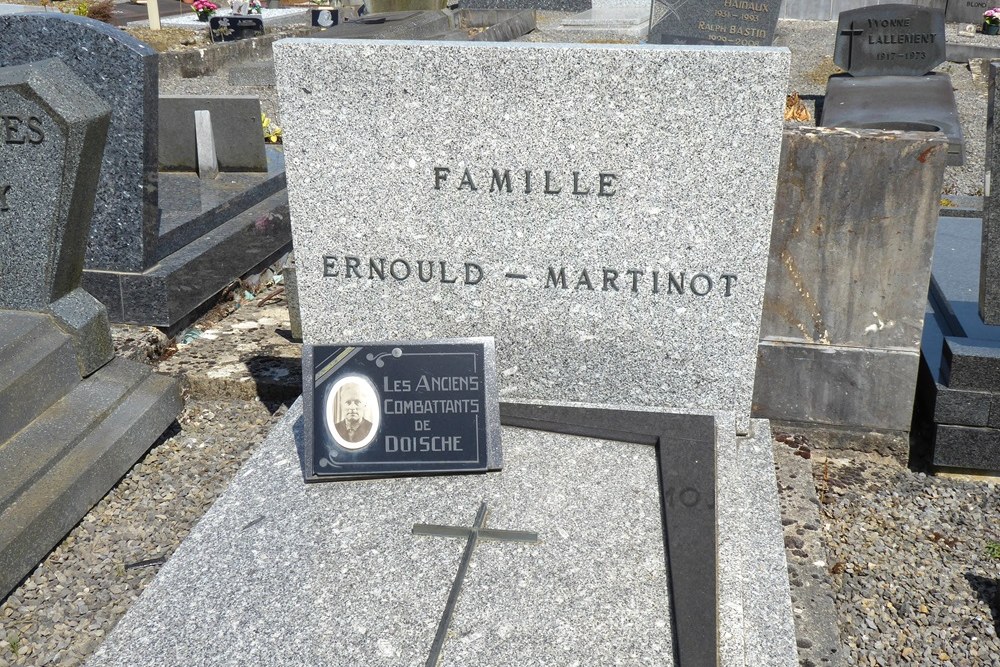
[413,501,538,667]
[840,21,864,71]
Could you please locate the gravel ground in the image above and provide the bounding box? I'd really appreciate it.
[816,452,1000,667]
[3,17,1000,667]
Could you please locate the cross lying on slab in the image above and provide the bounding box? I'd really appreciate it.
[413,501,539,667]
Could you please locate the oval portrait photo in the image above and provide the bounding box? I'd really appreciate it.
[325,375,380,451]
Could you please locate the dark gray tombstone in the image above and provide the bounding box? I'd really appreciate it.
[0,13,292,332]
[648,0,781,46]
[979,63,1000,324]
[833,4,945,77]
[0,58,181,602]
[0,13,159,274]
[945,0,990,25]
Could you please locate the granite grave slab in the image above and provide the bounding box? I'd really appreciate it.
[275,40,790,434]
[647,0,781,46]
[84,402,796,667]
[159,95,268,172]
[0,58,180,600]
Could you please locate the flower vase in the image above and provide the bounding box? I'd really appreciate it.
[984,21,999,35]
[198,11,212,20]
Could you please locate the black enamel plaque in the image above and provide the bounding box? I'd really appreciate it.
[302,338,500,481]
[209,16,265,42]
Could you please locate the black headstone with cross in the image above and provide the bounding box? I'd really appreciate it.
[832,4,945,77]
[822,4,963,166]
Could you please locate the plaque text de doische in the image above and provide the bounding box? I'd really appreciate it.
[1,113,47,213]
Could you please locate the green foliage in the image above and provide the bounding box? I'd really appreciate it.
[985,539,1000,560]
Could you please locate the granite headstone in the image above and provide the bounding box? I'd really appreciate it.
[833,4,945,77]
[274,40,789,434]
[0,57,182,601]
[0,13,158,273]
[980,62,1000,324]
[647,0,781,46]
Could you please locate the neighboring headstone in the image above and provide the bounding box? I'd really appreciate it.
[0,58,181,601]
[821,4,963,166]
[833,4,945,77]
[981,62,1000,324]
[780,0,946,22]
[753,126,948,453]
[647,0,781,46]
[276,39,789,434]
[210,15,265,42]
[158,95,267,172]
[946,0,990,25]
[0,14,292,331]
[0,13,159,273]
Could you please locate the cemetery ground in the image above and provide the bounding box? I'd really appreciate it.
[1,15,1000,667]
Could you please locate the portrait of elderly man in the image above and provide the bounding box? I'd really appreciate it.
[334,380,374,444]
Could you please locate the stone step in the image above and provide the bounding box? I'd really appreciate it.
[0,357,181,599]
[0,312,81,445]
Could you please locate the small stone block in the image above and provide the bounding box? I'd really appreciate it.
[941,336,1000,391]
[933,382,992,427]
[933,423,1000,470]
[45,287,113,377]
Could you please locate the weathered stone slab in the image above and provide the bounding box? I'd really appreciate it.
[0,58,110,311]
[833,4,945,76]
[754,127,946,434]
[275,40,789,433]
[0,13,159,273]
[648,0,781,45]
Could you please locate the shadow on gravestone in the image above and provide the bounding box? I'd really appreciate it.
[0,58,181,602]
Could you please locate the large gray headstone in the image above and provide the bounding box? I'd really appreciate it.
[0,13,159,273]
[833,4,945,77]
[275,40,789,433]
[0,59,110,311]
[648,0,781,45]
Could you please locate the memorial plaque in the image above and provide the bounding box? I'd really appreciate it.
[302,338,500,481]
[210,16,265,42]
[833,4,945,77]
[648,0,781,46]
